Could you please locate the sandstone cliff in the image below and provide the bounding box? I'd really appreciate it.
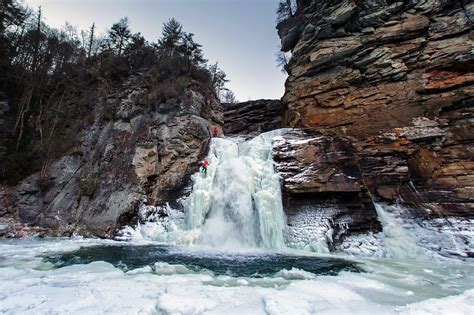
[3,73,222,237]
[278,0,474,217]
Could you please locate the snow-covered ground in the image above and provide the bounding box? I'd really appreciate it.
[0,237,473,314]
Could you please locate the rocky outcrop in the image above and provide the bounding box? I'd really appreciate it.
[224,100,285,135]
[273,130,381,249]
[10,74,222,237]
[278,0,474,217]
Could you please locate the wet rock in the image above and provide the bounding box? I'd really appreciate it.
[0,224,8,235]
[273,130,381,246]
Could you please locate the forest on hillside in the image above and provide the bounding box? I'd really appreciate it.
[0,0,235,184]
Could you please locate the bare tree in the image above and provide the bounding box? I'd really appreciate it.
[87,23,95,58]
[31,6,41,72]
[221,89,238,104]
[276,50,291,74]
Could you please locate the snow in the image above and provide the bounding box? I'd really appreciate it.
[1,238,473,315]
[397,290,474,315]
[274,268,316,280]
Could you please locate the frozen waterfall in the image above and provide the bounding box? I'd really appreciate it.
[184,130,287,249]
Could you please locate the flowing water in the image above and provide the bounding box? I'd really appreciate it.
[1,131,473,314]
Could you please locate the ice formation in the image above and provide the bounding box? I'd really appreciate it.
[121,131,287,250]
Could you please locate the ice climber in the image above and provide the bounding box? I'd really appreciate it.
[200,160,209,175]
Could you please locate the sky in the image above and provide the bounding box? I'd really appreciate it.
[23,0,287,101]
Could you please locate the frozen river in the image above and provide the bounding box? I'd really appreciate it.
[0,238,473,314]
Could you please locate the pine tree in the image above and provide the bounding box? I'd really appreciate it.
[107,17,131,56]
[157,18,183,57]
[208,62,229,98]
[179,32,206,71]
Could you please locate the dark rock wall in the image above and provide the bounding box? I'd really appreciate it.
[273,130,381,247]
[11,73,222,237]
[278,0,474,217]
[224,100,285,135]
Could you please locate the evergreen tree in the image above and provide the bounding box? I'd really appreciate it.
[208,62,229,98]
[0,0,27,82]
[107,17,131,56]
[179,32,206,71]
[157,18,207,73]
[157,18,183,57]
[125,32,157,70]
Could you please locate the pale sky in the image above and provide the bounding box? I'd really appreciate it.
[23,0,287,101]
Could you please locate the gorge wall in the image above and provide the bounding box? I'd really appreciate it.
[224,100,285,136]
[224,102,381,249]
[2,73,222,237]
[278,0,474,217]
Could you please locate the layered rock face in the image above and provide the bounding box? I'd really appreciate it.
[224,100,285,136]
[223,100,381,245]
[10,74,222,237]
[273,130,381,249]
[278,0,474,217]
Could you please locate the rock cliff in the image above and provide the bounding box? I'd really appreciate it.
[224,100,285,136]
[272,129,381,249]
[278,0,474,217]
[7,73,222,237]
[222,97,382,246]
